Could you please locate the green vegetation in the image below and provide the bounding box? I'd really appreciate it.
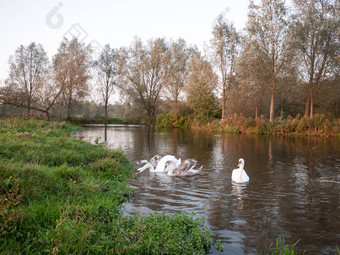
[0,117,213,254]
[68,117,125,125]
[218,114,340,137]
[261,238,304,255]
[157,113,340,137]
[156,113,191,128]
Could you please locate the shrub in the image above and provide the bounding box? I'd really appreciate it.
[156,112,172,127]
[157,113,191,128]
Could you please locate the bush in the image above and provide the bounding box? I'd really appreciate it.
[156,112,172,127]
[157,113,191,128]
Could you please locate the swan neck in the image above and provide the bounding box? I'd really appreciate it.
[156,156,177,172]
[148,164,155,172]
[238,164,244,180]
[139,163,154,173]
[168,165,175,176]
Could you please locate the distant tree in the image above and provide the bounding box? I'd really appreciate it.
[95,44,119,131]
[246,0,290,122]
[210,15,241,119]
[292,0,339,117]
[1,42,49,115]
[53,38,92,120]
[118,37,169,123]
[164,38,197,114]
[186,54,219,122]
[237,38,271,118]
[34,68,65,119]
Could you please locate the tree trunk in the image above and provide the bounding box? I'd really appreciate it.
[255,104,258,119]
[269,90,275,123]
[67,95,72,120]
[104,101,108,141]
[243,100,246,115]
[304,93,310,117]
[44,111,50,120]
[309,90,313,118]
[27,97,31,116]
[280,104,283,121]
[222,87,226,119]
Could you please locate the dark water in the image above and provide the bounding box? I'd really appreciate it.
[71,125,340,254]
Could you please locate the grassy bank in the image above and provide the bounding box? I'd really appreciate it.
[68,117,125,125]
[157,113,340,137]
[0,118,212,254]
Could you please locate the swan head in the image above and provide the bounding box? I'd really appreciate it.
[136,163,153,174]
[238,158,245,168]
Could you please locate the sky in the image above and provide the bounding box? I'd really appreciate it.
[0,0,252,82]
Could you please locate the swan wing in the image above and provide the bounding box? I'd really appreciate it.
[173,159,198,176]
[176,158,182,167]
[241,170,249,182]
[231,168,249,183]
[188,165,203,175]
[231,168,240,182]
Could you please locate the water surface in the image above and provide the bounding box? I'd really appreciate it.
[71,125,340,254]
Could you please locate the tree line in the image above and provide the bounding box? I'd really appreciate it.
[0,0,339,124]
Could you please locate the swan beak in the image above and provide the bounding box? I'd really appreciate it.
[136,171,140,175]
[237,162,241,167]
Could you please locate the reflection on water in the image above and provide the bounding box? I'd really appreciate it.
[71,125,340,255]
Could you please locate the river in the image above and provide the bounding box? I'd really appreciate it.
[71,124,340,254]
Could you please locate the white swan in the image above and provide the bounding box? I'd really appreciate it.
[231,158,249,183]
[137,155,181,173]
[168,159,203,177]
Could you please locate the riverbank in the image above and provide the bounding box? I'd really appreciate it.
[0,118,213,254]
[157,113,340,137]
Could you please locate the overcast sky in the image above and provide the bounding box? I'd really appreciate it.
[0,0,254,82]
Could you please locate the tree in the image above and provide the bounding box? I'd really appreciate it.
[164,38,197,114]
[53,38,92,120]
[210,15,240,119]
[95,44,119,132]
[118,38,169,123]
[33,66,74,120]
[237,38,271,118]
[292,0,339,117]
[246,0,290,122]
[186,54,219,122]
[2,42,49,115]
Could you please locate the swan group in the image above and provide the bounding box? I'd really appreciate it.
[136,155,249,182]
[137,155,181,173]
[136,155,202,176]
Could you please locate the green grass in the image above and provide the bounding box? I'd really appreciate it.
[0,117,213,254]
[260,238,304,255]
